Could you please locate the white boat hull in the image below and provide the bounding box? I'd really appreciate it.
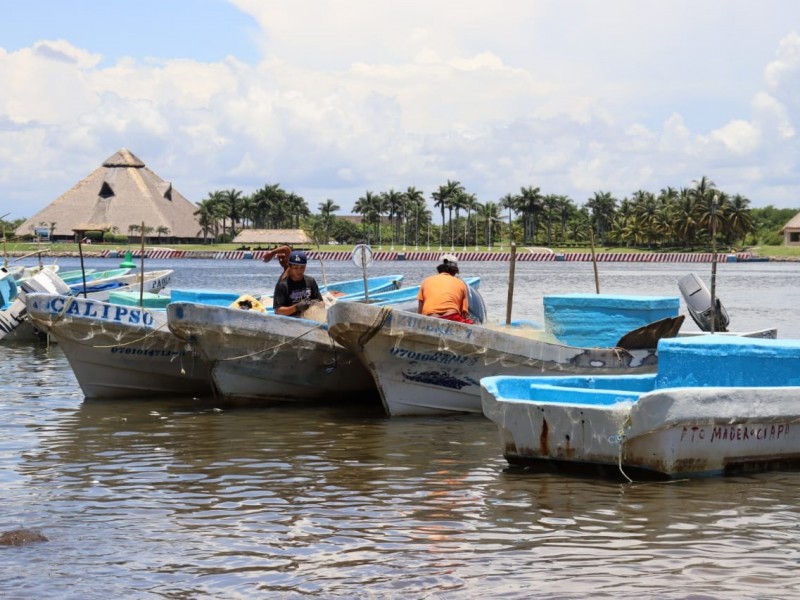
[25,293,212,399]
[326,302,658,417]
[167,302,377,404]
[482,381,800,478]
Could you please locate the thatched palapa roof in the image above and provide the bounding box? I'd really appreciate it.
[15,148,202,240]
[779,211,800,234]
[232,229,312,245]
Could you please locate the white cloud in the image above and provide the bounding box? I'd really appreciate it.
[1,1,800,219]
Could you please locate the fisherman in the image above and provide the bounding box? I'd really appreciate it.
[417,253,474,324]
[261,244,292,281]
[272,250,323,317]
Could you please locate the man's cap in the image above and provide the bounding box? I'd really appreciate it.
[440,253,458,267]
[288,250,308,265]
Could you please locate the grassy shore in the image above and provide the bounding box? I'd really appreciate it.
[4,241,800,258]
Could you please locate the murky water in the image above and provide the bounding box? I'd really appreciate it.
[2,256,800,598]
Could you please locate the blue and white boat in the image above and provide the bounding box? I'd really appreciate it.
[319,274,403,298]
[325,290,677,417]
[481,335,800,479]
[67,268,173,299]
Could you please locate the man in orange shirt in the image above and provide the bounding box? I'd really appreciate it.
[417,254,474,324]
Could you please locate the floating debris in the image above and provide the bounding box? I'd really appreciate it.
[0,528,48,546]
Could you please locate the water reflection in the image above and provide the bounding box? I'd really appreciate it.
[4,258,800,597]
[11,394,800,597]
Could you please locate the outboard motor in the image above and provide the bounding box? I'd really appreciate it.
[467,284,487,325]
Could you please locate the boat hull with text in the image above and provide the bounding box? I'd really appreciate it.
[26,293,213,399]
[481,335,800,479]
[326,301,660,417]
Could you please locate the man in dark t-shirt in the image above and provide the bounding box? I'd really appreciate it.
[272,250,322,317]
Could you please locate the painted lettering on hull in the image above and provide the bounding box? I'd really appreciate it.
[678,423,792,444]
[42,297,155,327]
[110,347,186,358]
[402,370,479,390]
[389,347,479,366]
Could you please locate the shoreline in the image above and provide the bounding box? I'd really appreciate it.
[8,249,797,262]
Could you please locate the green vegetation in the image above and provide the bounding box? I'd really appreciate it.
[3,176,798,255]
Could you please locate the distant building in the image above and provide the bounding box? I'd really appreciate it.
[232,229,313,246]
[15,148,202,242]
[779,212,800,246]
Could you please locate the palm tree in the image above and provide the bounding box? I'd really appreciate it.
[726,193,754,247]
[250,183,287,228]
[541,194,560,246]
[631,190,659,247]
[480,201,502,249]
[668,188,699,249]
[382,189,404,250]
[554,195,576,244]
[193,197,216,243]
[432,187,448,251]
[691,176,720,247]
[353,191,382,244]
[461,193,479,250]
[155,225,170,243]
[318,199,340,243]
[222,189,244,239]
[517,186,543,244]
[285,193,310,229]
[404,186,426,249]
[585,191,617,244]
[432,180,464,251]
[499,192,518,247]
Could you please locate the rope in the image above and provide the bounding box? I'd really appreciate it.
[357,306,392,349]
[613,413,634,483]
[218,321,326,361]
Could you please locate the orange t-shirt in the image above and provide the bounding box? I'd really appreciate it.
[417,273,469,316]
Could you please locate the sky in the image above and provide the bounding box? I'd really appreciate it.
[1,0,799,222]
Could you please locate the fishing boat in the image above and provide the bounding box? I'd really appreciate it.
[25,275,404,399]
[0,266,77,342]
[26,291,214,398]
[325,292,681,417]
[481,335,800,479]
[320,274,403,298]
[59,267,126,285]
[166,302,378,404]
[67,268,173,300]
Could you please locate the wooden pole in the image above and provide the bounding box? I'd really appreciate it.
[361,245,369,302]
[589,229,600,293]
[505,242,516,325]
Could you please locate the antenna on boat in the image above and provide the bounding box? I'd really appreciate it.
[0,212,9,268]
[709,195,719,334]
[352,244,373,303]
[139,221,146,306]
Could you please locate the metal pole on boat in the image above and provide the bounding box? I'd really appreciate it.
[505,242,516,325]
[77,237,88,298]
[589,229,600,293]
[709,195,719,334]
[1,213,9,269]
[139,221,146,306]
